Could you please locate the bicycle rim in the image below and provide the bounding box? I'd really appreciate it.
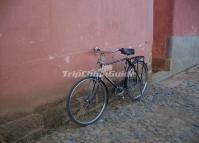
[127,62,148,100]
[67,77,107,126]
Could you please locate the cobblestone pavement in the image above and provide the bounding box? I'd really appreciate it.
[36,65,199,143]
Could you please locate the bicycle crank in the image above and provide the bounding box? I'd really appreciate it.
[115,86,125,99]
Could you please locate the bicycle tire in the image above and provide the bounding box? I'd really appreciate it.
[67,76,108,126]
[127,61,148,100]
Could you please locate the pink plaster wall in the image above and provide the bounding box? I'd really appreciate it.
[152,0,199,71]
[172,0,199,35]
[0,0,153,117]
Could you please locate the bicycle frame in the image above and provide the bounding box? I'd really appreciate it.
[97,55,146,90]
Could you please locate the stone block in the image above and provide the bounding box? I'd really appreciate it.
[0,114,43,142]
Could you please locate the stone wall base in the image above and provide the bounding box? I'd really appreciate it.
[167,36,199,74]
[0,100,69,143]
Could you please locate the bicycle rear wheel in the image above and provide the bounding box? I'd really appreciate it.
[67,76,108,126]
[127,61,148,100]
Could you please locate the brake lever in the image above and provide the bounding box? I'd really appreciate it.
[93,47,101,54]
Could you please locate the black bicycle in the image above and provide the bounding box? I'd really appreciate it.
[67,47,148,126]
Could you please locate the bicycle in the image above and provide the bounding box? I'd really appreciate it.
[67,47,148,126]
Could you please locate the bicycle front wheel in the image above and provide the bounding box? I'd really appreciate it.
[67,76,108,126]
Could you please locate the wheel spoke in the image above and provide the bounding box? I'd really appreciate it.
[67,77,107,126]
[127,62,148,100]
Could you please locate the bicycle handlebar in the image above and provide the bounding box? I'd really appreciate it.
[93,47,119,54]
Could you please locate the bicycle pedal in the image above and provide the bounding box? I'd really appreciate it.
[116,94,125,99]
[115,86,124,94]
[117,90,124,95]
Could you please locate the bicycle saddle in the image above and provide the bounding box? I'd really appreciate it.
[119,48,135,56]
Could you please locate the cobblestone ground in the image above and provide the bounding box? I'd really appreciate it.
[36,65,199,143]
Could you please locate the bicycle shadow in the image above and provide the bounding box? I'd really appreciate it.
[65,91,136,130]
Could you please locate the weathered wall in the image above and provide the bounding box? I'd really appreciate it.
[0,0,153,120]
[168,36,199,74]
[153,0,172,59]
[172,0,199,36]
[153,0,199,72]
[168,0,199,74]
[152,0,173,71]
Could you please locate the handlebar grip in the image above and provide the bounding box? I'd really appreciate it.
[93,47,101,53]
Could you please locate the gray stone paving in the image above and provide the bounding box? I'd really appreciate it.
[36,65,199,143]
